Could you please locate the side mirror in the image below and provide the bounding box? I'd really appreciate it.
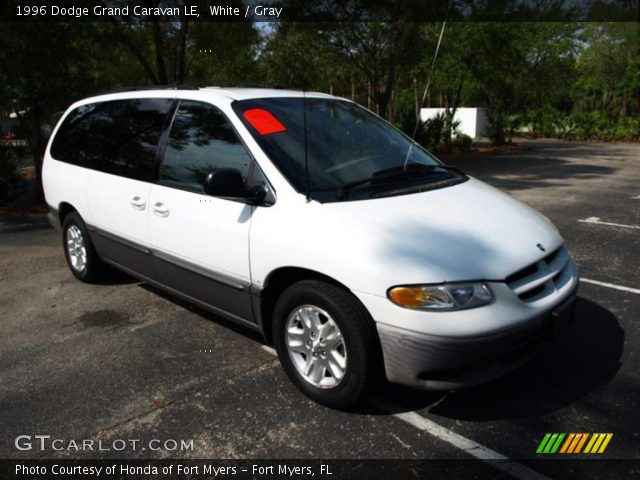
[203,168,267,204]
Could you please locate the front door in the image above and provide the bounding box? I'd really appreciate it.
[148,100,255,322]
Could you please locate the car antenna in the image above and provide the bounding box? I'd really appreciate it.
[303,89,310,201]
[402,7,450,172]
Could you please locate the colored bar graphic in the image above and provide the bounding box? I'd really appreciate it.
[597,434,613,453]
[536,433,565,454]
[574,433,589,453]
[536,433,552,454]
[550,433,565,453]
[585,433,601,453]
[544,433,559,453]
[561,433,577,453]
[537,433,612,454]
[559,433,575,453]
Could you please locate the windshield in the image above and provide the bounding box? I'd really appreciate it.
[232,97,464,201]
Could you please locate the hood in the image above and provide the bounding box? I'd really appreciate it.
[322,177,563,286]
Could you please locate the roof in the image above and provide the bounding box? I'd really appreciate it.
[75,87,338,107]
[200,87,337,101]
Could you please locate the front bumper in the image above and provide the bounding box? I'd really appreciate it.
[375,282,578,390]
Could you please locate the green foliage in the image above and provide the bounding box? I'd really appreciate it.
[0,18,260,198]
[487,111,507,145]
[561,113,639,141]
[421,113,446,151]
[418,113,465,153]
[258,23,338,89]
[573,23,639,117]
[0,16,637,204]
[486,109,524,145]
[525,108,640,141]
[452,133,473,153]
[527,105,562,138]
[187,22,259,84]
[0,143,19,199]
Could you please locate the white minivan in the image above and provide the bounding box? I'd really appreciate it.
[43,87,578,407]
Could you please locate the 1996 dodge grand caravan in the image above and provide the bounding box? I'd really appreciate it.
[43,87,579,407]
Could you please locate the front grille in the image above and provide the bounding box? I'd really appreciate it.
[506,246,572,303]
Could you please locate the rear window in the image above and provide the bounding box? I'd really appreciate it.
[50,98,174,181]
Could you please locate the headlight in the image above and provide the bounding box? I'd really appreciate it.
[387,282,493,311]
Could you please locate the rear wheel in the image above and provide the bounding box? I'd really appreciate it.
[62,212,108,283]
[273,280,380,408]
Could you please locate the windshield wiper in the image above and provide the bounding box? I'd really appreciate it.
[336,163,462,200]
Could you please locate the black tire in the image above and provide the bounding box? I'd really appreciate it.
[62,212,108,283]
[272,280,381,408]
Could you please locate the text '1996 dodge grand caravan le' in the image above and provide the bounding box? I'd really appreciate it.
[43,87,579,407]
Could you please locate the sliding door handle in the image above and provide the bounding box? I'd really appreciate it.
[130,196,146,210]
[153,202,170,217]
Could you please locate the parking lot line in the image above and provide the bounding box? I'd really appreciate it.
[581,278,640,295]
[372,399,552,480]
[260,345,277,355]
[578,217,640,230]
[257,345,549,478]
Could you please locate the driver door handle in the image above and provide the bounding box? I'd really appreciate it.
[153,201,170,217]
[130,195,146,210]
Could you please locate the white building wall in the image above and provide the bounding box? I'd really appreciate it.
[419,108,488,138]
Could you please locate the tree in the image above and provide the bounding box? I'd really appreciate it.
[317,21,424,119]
[104,6,259,86]
[575,23,640,117]
[413,22,580,143]
[0,15,260,199]
[0,22,105,198]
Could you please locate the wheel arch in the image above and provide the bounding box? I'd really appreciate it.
[58,202,78,225]
[259,266,366,344]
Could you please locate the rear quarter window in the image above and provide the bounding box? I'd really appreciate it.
[50,98,174,181]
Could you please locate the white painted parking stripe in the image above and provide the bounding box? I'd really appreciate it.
[260,345,277,356]
[373,399,552,480]
[578,216,640,230]
[632,195,640,200]
[581,278,640,295]
[259,344,549,479]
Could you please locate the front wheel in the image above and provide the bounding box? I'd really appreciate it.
[273,280,381,408]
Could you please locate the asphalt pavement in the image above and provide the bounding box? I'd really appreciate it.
[0,140,638,478]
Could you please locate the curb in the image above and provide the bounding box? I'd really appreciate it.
[0,214,51,233]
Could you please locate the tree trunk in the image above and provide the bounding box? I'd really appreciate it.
[176,20,189,84]
[152,20,168,84]
[23,107,45,202]
[620,88,628,118]
[443,79,464,152]
[376,89,390,119]
[110,20,160,84]
[413,77,419,119]
[378,59,396,120]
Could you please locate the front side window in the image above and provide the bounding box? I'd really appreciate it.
[160,100,252,192]
[50,98,173,181]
